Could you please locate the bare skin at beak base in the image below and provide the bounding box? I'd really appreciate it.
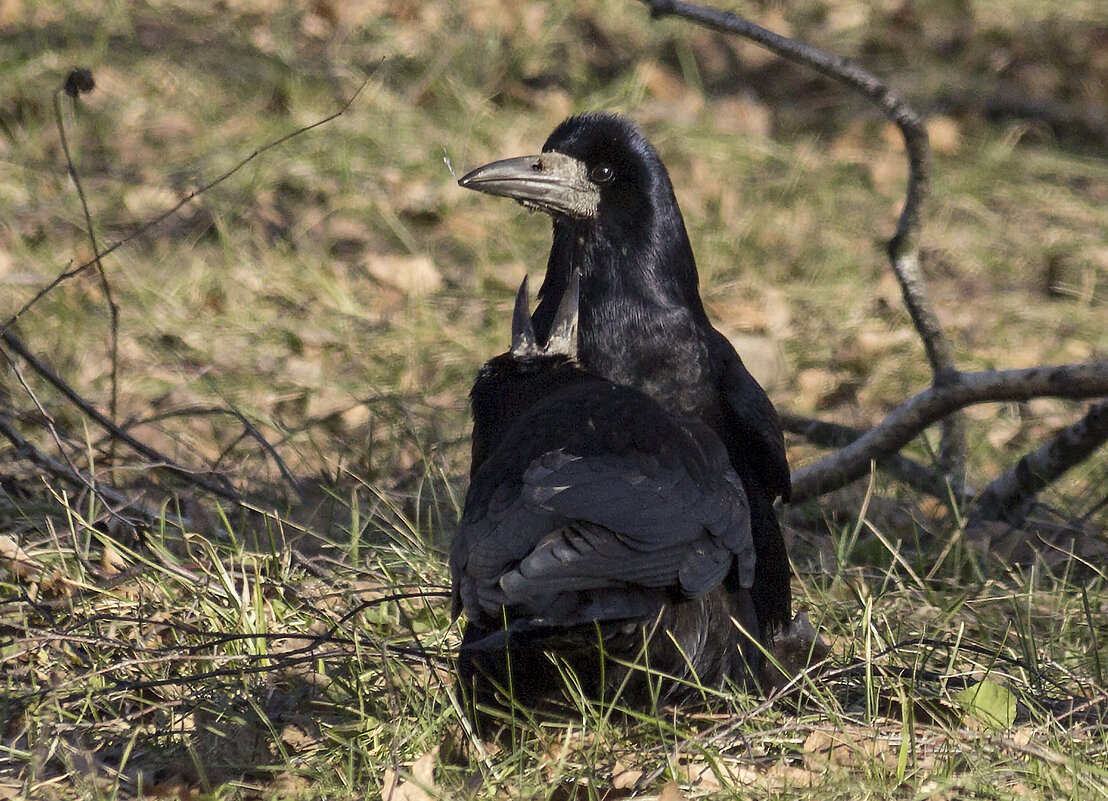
[458,152,599,220]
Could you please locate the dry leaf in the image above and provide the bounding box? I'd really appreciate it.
[365,253,442,297]
[612,760,643,790]
[657,779,687,801]
[637,60,687,102]
[410,750,437,786]
[100,542,127,577]
[803,729,834,755]
[382,768,400,799]
[766,762,821,788]
[727,333,790,392]
[280,724,316,752]
[266,772,312,798]
[794,368,856,411]
[868,150,906,196]
[680,758,760,791]
[0,0,24,28]
[382,749,439,801]
[0,534,41,580]
[927,116,962,155]
[711,96,772,139]
[795,367,836,409]
[917,496,949,523]
[804,729,860,768]
[382,770,433,801]
[147,775,201,800]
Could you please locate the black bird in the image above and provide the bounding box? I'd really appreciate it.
[452,273,758,719]
[458,113,792,651]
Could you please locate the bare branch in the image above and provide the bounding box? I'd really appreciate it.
[0,326,239,502]
[780,413,973,504]
[99,404,305,501]
[971,398,1108,527]
[0,336,163,542]
[0,74,375,510]
[0,412,189,531]
[641,0,965,483]
[1,342,94,500]
[790,363,1108,502]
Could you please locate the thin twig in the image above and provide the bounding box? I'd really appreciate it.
[0,411,189,531]
[0,325,239,501]
[790,362,1108,502]
[4,77,372,329]
[1,346,92,500]
[0,341,163,544]
[114,403,305,501]
[0,76,373,510]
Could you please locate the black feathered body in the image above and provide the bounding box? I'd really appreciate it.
[453,353,758,715]
[531,113,793,641]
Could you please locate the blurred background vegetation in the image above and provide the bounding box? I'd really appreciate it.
[1,0,1107,797]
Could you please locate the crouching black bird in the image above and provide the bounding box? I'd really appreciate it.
[452,272,759,722]
[459,113,793,654]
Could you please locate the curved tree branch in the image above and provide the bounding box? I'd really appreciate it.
[641,0,966,485]
[790,363,1108,502]
[970,398,1108,527]
[780,413,973,504]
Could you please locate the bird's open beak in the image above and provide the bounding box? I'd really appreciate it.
[458,152,600,220]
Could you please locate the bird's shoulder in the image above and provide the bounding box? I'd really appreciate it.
[492,377,716,470]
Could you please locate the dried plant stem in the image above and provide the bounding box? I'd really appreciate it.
[53,83,120,462]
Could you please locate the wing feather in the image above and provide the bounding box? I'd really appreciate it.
[453,442,753,624]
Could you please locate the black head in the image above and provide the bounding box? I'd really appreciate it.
[459,112,705,339]
[540,113,671,232]
[459,113,675,235]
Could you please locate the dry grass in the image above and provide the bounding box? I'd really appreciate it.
[1,0,1107,798]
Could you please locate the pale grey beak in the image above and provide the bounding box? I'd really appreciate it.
[458,152,600,220]
[508,271,580,360]
[544,269,579,360]
[510,275,537,356]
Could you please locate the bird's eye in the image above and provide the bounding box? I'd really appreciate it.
[590,164,614,184]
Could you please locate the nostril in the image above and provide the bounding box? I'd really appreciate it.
[532,158,544,172]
